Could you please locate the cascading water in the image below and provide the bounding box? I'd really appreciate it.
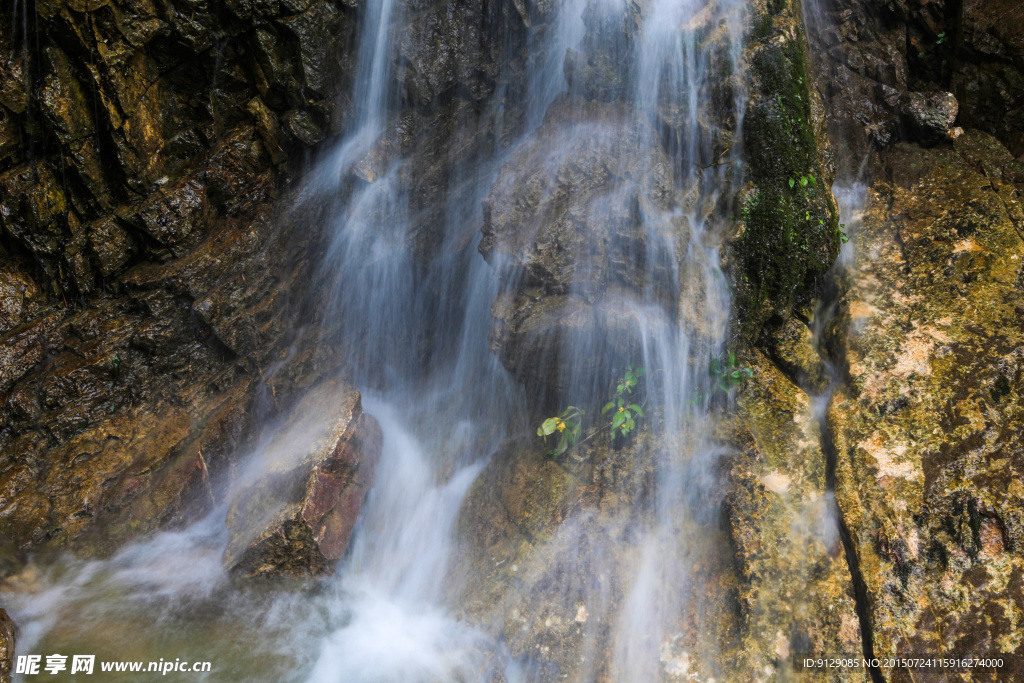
[4,1,763,680]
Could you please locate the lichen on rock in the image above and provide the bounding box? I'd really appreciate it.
[828,130,1024,665]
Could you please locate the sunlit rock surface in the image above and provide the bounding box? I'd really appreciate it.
[829,131,1024,668]
[725,350,865,679]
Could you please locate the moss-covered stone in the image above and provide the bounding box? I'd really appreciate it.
[732,0,841,345]
[725,351,866,681]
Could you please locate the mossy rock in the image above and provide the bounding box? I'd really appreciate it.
[731,0,841,345]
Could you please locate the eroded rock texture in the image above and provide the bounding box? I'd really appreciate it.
[829,132,1024,674]
[0,608,13,683]
[0,0,359,554]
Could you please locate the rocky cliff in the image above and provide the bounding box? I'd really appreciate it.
[0,0,360,553]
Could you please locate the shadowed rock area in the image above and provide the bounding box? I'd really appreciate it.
[0,0,360,555]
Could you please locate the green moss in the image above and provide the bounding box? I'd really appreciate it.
[734,2,840,344]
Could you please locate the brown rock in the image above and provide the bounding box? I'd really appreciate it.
[0,608,13,683]
[829,132,1024,665]
[224,380,382,579]
[87,217,136,278]
[133,176,208,247]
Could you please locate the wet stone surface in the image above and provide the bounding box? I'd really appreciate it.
[224,380,382,579]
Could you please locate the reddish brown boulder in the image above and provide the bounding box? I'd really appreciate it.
[223,380,382,579]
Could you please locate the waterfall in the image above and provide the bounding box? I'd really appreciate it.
[3,0,756,680]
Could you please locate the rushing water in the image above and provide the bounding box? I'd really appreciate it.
[4,1,758,680]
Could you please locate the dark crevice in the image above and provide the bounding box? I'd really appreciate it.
[821,411,884,683]
[811,273,885,683]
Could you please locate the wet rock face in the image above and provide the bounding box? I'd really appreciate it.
[726,351,863,677]
[0,608,13,683]
[456,428,746,682]
[0,0,360,553]
[479,99,695,403]
[829,131,1024,664]
[224,380,382,579]
[807,0,1024,165]
[732,0,842,345]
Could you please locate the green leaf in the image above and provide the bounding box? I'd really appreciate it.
[808,174,817,188]
[616,384,624,394]
[612,411,625,429]
[540,418,558,436]
[799,176,808,187]
[630,404,644,418]
[788,178,795,189]
[602,402,615,414]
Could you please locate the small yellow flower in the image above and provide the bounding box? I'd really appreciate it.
[618,406,625,412]
[556,420,566,432]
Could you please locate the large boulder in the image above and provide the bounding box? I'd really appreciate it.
[224,380,382,579]
[897,90,959,146]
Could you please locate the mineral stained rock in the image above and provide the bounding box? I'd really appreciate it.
[224,380,382,579]
[829,131,1024,672]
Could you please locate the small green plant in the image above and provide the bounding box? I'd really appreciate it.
[836,222,849,244]
[537,365,645,459]
[709,351,753,391]
[918,31,948,58]
[788,173,817,190]
[602,364,645,437]
[537,405,584,458]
